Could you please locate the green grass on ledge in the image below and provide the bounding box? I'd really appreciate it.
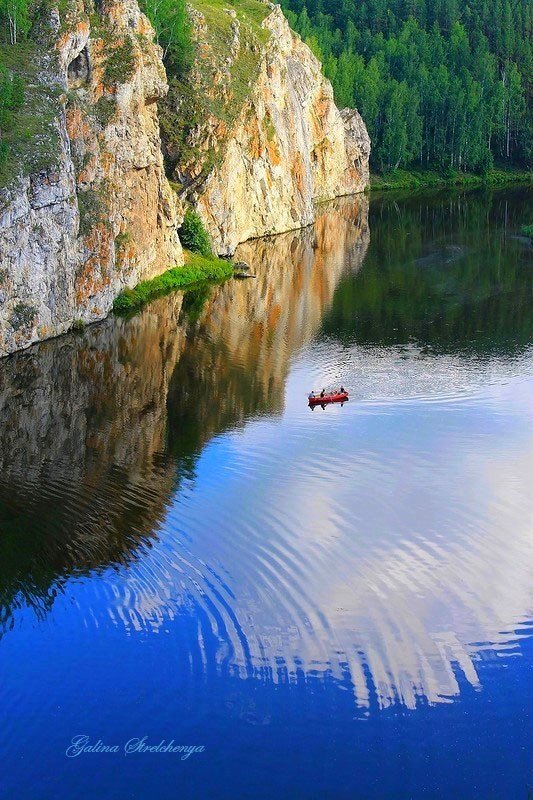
[369,167,532,192]
[113,251,233,315]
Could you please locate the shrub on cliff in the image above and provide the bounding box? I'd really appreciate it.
[0,64,23,117]
[103,37,136,87]
[139,0,193,78]
[178,209,212,257]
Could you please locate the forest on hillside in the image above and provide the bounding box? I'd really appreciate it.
[281,0,532,174]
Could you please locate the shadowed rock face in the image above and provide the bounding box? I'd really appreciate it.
[0,0,182,358]
[0,197,369,629]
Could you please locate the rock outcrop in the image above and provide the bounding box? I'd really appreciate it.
[0,0,182,358]
[171,3,370,255]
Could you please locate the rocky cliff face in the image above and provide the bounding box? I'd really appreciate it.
[0,0,182,358]
[0,0,370,358]
[170,3,370,255]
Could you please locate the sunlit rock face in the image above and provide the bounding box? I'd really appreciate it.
[0,0,182,358]
[0,0,370,356]
[175,5,370,255]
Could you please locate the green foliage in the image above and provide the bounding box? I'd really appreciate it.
[282,0,532,173]
[78,188,110,236]
[0,42,61,187]
[370,167,532,191]
[151,0,270,182]
[103,37,136,87]
[178,209,212,257]
[139,0,193,77]
[113,252,233,314]
[0,0,31,45]
[114,230,131,251]
[10,300,35,330]
[263,111,275,142]
[0,63,23,165]
[521,224,533,239]
[0,63,22,115]
[94,95,117,127]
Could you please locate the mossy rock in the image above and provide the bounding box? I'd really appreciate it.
[0,43,62,189]
[103,37,136,88]
[10,301,37,331]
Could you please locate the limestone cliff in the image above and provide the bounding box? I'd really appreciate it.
[0,0,370,358]
[0,0,182,358]
[166,2,370,255]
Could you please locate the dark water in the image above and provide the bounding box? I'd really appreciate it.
[0,188,532,800]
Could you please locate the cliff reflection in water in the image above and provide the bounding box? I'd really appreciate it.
[0,196,369,632]
[167,198,369,445]
[1,190,531,718]
[322,188,532,353]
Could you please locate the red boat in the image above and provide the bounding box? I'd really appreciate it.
[308,391,349,406]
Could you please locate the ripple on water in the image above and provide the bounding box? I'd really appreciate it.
[0,191,532,722]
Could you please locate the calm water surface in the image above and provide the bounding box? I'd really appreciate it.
[0,188,532,799]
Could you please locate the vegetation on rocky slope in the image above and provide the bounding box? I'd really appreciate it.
[0,2,142,189]
[0,40,62,186]
[113,251,233,314]
[0,58,23,164]
[113,209,232,314]
[139,0,193,77]
[151,0,271,186]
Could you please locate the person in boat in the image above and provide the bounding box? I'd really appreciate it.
[320,388,325,398]
[308,391,315,399]
[339,386,345,394]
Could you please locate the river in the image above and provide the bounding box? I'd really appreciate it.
[0,188,531,799]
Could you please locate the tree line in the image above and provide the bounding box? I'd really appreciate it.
[1,1,530,177]
[0,0,30,168]
[282,0,531,173]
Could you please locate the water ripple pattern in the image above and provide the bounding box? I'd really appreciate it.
[0,189,532,724]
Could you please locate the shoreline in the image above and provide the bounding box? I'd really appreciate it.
[112,251,234,315]
[2,179,529,357]
[369,168,532,193]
